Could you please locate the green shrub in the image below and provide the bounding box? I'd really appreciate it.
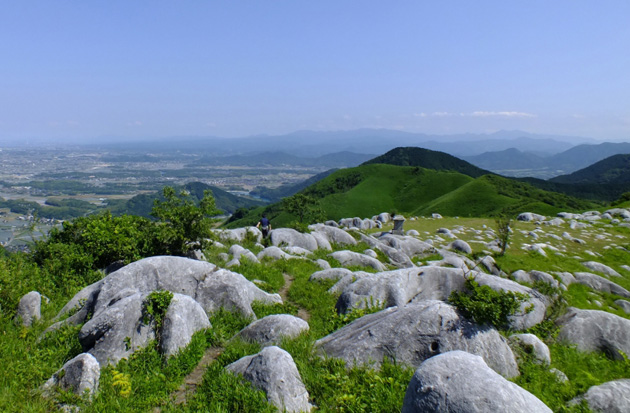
[143,290,174,333]
[449,278,529,329]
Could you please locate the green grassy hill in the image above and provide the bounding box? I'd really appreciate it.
[362,146,492,178]
[226,164,596,227]
[550,154,630,185]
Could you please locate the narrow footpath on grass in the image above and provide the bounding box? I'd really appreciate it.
[166,272,311,408]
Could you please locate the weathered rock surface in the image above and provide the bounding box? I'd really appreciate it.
[335,266,466,314]
[79,292,155,366]
[160,294,211,357]
[401,351,552,413]
[330,250,386,271]
[573,272,630,298]
[449,239,472,254]
[317,301,519,378]
[557,307,630,360]
[226,346,312,413]
[615,299,630,314]
[517,212,546,222]
[234,314,309,346]
[257,246,293,261]
[59,256,281,324]
[41,353,100,399]
[509,333,551,365]
[216,227,262,243]
[582,261,621,277]
[570,379,630,413]
[309,224,357,246]
[15,291,42,327]
[358,233,415,268]
[270,228,318,252]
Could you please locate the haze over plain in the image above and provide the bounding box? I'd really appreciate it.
[1,1,629,144]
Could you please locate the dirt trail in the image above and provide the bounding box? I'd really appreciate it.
[163,272,310,408]
[280,272,310,322]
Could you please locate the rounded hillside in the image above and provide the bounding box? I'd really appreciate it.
[362,147,492,178]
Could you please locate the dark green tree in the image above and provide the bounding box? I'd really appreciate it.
[151,186,220,255]
[282,193,325,224]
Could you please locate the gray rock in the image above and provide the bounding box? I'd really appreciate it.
[335,266,466,314]
[309,268,354,282]
[517,212,546,222]
[376,212,392,223]
[283,246,311,256]
[557,307,630,360]
[226,346,312,413]
[554,271,576,287]
[406,229,420,236]
[311,231,332,251]
[449,239,472,254]
[257,246,292,261]
[160,294,211,357]
[474,273,548,330]
[270,228,318,252]
[309,224,357,246]
[543,218,565,226]
[573,272,630,298]
[550,368,569,383]
[605,208,630,219]
[96,256,280,319]
[358,233,415,268]
[216,227,262,243]
[217,252,230,262]
[402,351,551,413]
[15,291,41,327]
[330,250,386,271]
[225,258,240,268]
[79,292,155,366]
[362,249,378,258]
[41,353,100,399]
[316,259,331,270]
[234,314,309,346]
[529,270,559,288]
[571,379,630,413]
[432,213,443,219]
[615,299,630,313]
[324,220,339,227]
[317,301,519,378]
[509,333,551,365]
[582,261,621,277]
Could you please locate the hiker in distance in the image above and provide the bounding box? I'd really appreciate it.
[256,214,271,238]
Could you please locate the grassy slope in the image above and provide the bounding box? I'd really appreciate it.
[226,164,596,228]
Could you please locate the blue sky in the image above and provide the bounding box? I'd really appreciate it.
[1,1,629,142]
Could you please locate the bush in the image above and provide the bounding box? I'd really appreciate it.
[449,278,529,329]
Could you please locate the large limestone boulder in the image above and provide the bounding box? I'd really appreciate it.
[335,266,465,314]
[378,234,434,258]
[310,224,358,246]
[226,346,312,413]
[269,228,318,251]
[233,314,309,346]
[573,272,630,298]
[557,307,630,360]
[160,294,211,357]
[58,256,281,325]
[449,239,472,255]
[517,212,546,222]
[330,250,386,271]
[41,353,100,399]
[402,351,552,413]
[216,227,262,243]
[257,246,293,261]
[570,379,630,413]
[316,301,519,378]
[581,261,622,277]
[358,233,415,268]
[15,291,42,327]
[508,333,551,365]
[79,292,156,366]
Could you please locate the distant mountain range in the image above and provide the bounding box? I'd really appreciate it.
[90,129,596,159]
[463,142,630,179]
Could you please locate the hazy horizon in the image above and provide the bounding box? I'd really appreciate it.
[2,2,629,143]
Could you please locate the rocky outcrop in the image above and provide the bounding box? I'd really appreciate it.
[269,228,318,252]
[449,239,472,254]
[329,250,386,271]
[317,301,519,378]
[517,212,546,222]
[573,272,630,298]
[41,353,100,399]
[570,379,630,413]
[402,351,552,413]
[557,307,630,360]
[233,314,309,346]
[309,224,357,246]
[226,346,312,413]
[15,291,42,327]
[160,294,211,357]
[581,261,621,277]
[508,333,551,365]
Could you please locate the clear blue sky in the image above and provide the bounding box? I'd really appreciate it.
[1,1,629,142]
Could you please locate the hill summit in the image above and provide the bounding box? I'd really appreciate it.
[362,146,491,178]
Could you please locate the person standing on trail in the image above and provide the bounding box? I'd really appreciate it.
[256,214,271,238]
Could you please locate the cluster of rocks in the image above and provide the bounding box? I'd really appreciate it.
[26,208,630,412]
